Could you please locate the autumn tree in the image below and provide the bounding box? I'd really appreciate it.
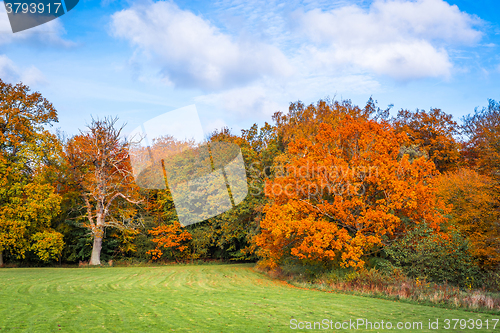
[457,100,500,269]
[435,168,500,269]
[393,108,460,172]
[147,222,192,261]
[0,79,63,265]
[255,114,448,269]
[65,117,142,265]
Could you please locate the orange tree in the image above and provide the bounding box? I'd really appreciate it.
[392,108,460,172]
[147,222,192,261]
[0,80,63,265]
[254,114,448,269]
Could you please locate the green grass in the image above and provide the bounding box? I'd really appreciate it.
[0,264,498,332]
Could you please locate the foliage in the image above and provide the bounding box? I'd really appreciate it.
[111,228,140,255]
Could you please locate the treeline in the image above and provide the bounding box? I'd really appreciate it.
[0,79,499,290]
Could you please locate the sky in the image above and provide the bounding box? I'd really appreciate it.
[0,0,499,137]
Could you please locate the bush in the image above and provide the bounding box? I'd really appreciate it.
[383,223,480,287]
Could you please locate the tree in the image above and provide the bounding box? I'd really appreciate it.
[459,100,500,269]
[65,117,142,265]
[147,222,192,261]
[0,79,63,265]
[393,108,460,172]
[254,114,448,269]
[462,99,500,178]
[435,168,500,269]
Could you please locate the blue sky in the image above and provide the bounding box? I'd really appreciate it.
[0,0,499,136]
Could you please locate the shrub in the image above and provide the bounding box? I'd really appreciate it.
[383,223,480,287]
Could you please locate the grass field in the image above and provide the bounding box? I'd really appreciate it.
[0,264,498,332]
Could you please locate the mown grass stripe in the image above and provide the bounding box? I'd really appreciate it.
[0,264,497,332]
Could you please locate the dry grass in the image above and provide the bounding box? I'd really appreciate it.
[260,266,500,313]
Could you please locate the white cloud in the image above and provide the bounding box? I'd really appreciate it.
[0,5,73,46]
[0,55,47,86]
[110,1,293,90]
[295,0,482,80]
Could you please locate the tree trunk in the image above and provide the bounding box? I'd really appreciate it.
[89,236,102,265]
[0,251,3,267]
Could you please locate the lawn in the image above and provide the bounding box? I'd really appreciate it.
[0,264,498,332]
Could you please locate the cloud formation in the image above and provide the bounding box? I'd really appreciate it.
[108,0,487,123]
[295,0,482,80]
[111,1,292,91]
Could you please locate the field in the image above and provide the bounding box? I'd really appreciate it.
[0,264,498,332]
